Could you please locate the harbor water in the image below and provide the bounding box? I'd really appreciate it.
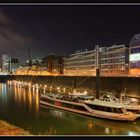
[0,83,140,135]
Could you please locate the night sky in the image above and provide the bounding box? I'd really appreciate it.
[0,5,140,64]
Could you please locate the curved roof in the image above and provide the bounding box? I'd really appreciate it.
[130,34,140,47]
[86,99,126,108]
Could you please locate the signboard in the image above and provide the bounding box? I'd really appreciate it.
[130,53,140,61]
[130,53,140,68]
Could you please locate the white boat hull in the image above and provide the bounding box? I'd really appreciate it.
[40,95,139,121]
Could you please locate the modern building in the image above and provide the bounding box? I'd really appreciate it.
[1,54,10,73]
[64,44,128,76]
[26,57,42,67]
[42,54,64,75]
[64,49,96,76]
[129,34,140,76]
[100,44,127,76]
[9,58,19,74]
[0,55,19,74]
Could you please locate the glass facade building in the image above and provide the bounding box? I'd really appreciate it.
[100,45,127,76]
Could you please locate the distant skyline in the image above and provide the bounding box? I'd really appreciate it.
[0,5,140,64]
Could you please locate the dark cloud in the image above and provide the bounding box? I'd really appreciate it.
[0,10,32,63]
[0,5,139,65]
[0,10,11,26]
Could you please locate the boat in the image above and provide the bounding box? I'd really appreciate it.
[98,93,140,114]
[68,90,88,96]
[40,93,139,121]
[120,94,140,113]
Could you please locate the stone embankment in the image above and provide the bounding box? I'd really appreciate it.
[0,120,31,136]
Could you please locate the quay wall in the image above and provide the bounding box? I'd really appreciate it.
[0,75,140,97]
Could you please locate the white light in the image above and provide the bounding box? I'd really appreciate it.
[130,98,138,103]
[130,53,140,61]
[128,131,139,136]
[84,91,87,94]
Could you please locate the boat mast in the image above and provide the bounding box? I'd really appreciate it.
[95,44,100,99]
[28,47,32,67]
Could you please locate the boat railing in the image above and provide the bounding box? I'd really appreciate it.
[82,104,93,113]
[122,108,129,115]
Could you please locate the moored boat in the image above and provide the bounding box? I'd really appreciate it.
[40,93,139,121]
[98,93,140,114]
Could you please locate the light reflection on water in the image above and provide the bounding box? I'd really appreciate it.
[0,83,140,135]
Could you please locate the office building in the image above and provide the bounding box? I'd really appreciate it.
[100,44,127,76]
[1,54,10,73]
[26,57,42,67]
[64,49,96,76]
[42,54,64,75]
[9,58,19,73]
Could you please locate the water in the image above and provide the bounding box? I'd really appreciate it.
[0,83,140,135]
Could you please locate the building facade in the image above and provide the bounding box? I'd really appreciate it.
[64,49,96,76]
[42,54,64,75]
[64,44,128,76]
[1,54,10,73]
[26,57,42,67]
[100,44,127,76]
[9,58,19,74]
[129,34,140,76]
[0,55,19,74]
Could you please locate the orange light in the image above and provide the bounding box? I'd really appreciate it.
[130,68,140,76]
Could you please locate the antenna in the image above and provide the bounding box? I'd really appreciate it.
[28,48,32,67]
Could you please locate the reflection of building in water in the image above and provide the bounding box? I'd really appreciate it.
[45,126,56,135]
[128,131,140,136]
[105,127,110,134]
[23,89,26,105]
[13,85,39,115]
[35,92,39,117]
[87,120,94,130]
[0,84,8,103]
[28,88,32,112]
[86,118,140,135]
[50,110,62,118]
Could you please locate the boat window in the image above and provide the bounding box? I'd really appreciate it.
[86,104,123,113]
[61,102,88,112]
[41,97,54,104]
[113,108,123,113]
